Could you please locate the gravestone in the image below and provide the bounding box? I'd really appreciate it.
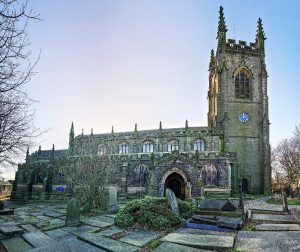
[186,182,192,198]
[166,188,179,215]
[200,186,205,198]
[238,180,244,215]
[107,187,119,214]
[282,190,289,212]
[65,198,80,226]
[0,200,14,215]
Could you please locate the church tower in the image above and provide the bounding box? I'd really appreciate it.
[208,7,271,193]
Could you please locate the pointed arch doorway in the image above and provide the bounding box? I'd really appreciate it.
[162,168,191,200]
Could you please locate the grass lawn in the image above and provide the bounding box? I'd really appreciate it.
[267,198,300,205]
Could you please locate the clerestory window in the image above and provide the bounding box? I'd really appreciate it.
[143,141,153,153]
[194,139,206,151]
[235,70,251,99]
[98,145,106,155]
[119,142,128,154]
[167,140,179,152]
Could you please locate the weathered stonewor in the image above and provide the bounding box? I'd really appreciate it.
[65,198,80,226]
[166,188,179,215]
[107,187,119,214]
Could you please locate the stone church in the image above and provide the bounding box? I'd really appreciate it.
[11,7,271,200]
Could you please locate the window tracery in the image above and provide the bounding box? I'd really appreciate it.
[167,140,179,152]
[143,141,153,153]
[119,142,128,154]
[194,139,205,151]
[235,70,251,99]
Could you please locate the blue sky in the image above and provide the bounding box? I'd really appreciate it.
[4,0,298,179]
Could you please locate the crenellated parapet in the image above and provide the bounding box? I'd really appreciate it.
[226,39,259,55]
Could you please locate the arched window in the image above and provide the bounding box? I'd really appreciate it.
[201,163,218,186]
[119,142,128,154]
[194,139,205,151]
[134,164,148,185]
[235,70,251,99]
[168,140,179,152]
[98,145,106,155]
[143,141,153,153]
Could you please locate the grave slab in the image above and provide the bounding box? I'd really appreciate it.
[252,213,297,223]
[237,231,300,239]
[77,232,139,252]
[81,217,113,228]
[92,215,115,224]
[154,242,210,252]
[44,212,64,218]
[45,228,76,240]
[1,235,32,252]
[20,224,39,232]
[119,229,159,247]
[22,231,55,248]
[175,227,236,236]
[255,223,300,231]
[49,218,65,226]
[2,221,20,226]
[97,227,124,237]
[62,225,100,236]
[104,214,117,219]
[36,215,52,221]
[25,238,105,252]
[236,234,300,252]
[0,225,24,234]
[217,216,243,229]
[161,232,234,250]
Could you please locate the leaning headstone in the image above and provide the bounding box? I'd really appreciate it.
[166,188,179,215]
[282,190,289,212]
[65,198,80,226]
[107,187,119,213]
[200,186,205,198]
[238,181,244,215]
[82,199,92,213]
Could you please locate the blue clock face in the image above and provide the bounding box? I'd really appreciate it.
[238,112,250,123]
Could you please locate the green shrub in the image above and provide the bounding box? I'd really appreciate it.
[178,199,197,218]
[115,196,195,230]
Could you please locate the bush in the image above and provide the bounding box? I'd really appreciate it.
[115,196,196,230]
[178,199,197,218]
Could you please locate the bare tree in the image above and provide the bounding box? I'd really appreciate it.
[272,125,300,196]
[0,0,40,167]
[57,153,115,210]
